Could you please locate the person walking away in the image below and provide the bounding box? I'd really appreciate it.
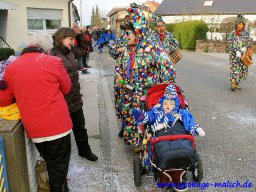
[227,14,253,91]
[0,32,72,191]
[51,27,98,161]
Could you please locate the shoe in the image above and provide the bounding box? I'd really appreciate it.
[79,67,86,71]
[230,80,236,91]
[82,69,89,74]
[84,65,91,68]
[79,152,98,161]
[236,83,241,90]
[118,129,123,138]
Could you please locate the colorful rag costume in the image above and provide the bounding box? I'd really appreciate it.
[116,3,175,145]
[135,85,201,136]
[151,14,180,56]
[227,14,253,88]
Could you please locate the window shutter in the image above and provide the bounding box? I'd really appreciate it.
[27,8,62,20]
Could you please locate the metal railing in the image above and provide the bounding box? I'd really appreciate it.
[0,36,10,48]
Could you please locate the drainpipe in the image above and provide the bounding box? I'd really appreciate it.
[68,0,74,27]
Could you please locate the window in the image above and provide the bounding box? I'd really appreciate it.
[204,1,214,6]
[46,20,61,30]
[27,19,43,30]
[27,8,62,31]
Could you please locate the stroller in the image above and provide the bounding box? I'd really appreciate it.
[133,83,203,191]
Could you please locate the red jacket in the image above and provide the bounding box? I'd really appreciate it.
[0,50,72,138]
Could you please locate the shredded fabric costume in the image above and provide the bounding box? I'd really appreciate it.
[116,3,175,145]
[226,14,253,86]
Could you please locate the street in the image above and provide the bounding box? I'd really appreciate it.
[67,48,256,192]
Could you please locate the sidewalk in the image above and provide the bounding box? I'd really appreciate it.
[66,52,139,192]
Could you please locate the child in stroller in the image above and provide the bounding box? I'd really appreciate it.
[132,84,204,191]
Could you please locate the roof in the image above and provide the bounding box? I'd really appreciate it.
[0,0,17,10]
[143,1,160,12]
[107,7,128,17]
[154,0,256,15]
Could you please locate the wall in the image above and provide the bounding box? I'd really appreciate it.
[196,40,256,53]
[5,0,70,50]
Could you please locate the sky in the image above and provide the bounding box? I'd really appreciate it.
[73,0,163,26]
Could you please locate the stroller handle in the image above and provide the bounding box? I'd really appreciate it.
[150,134,195,149]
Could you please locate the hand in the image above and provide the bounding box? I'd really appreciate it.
[241,47,247,52]
[116,73,123,86]
[236,51,241,58]
[165,48,171,55]
[196,128,205,137]
[72,25,82,34]
[117,47,126,53]
[132,109,142,121]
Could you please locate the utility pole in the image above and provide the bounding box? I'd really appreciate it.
[80,0,83,26]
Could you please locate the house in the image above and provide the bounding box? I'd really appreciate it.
[0,0,80,49]
[154,0,256,40]
[107,1,159,36]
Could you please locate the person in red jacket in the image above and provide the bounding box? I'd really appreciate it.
[0,32,72,192]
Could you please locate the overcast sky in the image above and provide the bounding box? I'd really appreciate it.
[73,0,163,26]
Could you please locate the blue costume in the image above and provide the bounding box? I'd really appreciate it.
[133,85,203,136]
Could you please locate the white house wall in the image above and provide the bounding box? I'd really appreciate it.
[5,0,70,50]
[163,15,256,40]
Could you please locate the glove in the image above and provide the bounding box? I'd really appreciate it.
[196,128,205,137]
[132,109,142,121]
[236,51,241,58]
[0,80,7,90]
[241,47,247,53]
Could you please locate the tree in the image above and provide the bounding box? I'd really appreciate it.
[220,17,251,40]
[90,7,95,26]
[94,5,101,27]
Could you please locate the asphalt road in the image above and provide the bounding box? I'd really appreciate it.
[99,49,256,192]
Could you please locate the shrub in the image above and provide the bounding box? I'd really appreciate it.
[204,46,209,53]
[0,48,15,61]
[165,23,176,33]
[173,20,208,50]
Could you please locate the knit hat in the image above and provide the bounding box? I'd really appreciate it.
[15,43,28,56]
[127,3,148,43]
[158,84,180,112]
[235,13,246,26]
[152,14,165,27]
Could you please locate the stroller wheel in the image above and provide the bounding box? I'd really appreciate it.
[192,153,203,182]
[133,156,142,187]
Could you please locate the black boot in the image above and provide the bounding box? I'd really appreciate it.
[50,184,65,192]
[75,130,98,161]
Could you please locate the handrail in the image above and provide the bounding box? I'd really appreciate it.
[0,36,10,48]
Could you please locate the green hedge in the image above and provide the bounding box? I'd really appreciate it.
[0,48,15,61]
[171,20,208,50]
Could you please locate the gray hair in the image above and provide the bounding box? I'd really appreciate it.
[30,31,53,51]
